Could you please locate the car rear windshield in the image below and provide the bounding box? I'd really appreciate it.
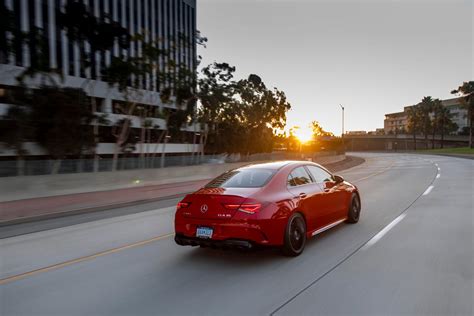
[205,168,275,188]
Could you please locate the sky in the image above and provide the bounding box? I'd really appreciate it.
[197,0,473,136]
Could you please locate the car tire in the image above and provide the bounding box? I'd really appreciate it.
[282,212,307,257]
[346,193,361,223]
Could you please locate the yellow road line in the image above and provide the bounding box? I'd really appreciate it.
[0,233,174,285]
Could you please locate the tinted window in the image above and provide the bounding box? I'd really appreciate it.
[288,167,313,187]
[307,165,333,183]
[205,169,275,188]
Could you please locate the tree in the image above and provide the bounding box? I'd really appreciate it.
[0,2,14,63]
[418,96,434,148]
[236,74,291,155]
[197,62,237,154]
[430,99,443,149]
[196,67,292,156]
[30,87,95,174]
[2,92,33,176]
[311,121,333,138]
[435,105,457,148]
[15,26,61,85]
[102,33,196,170]
[451,81,474,148]
[406,105,421,150]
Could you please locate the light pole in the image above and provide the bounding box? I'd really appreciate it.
[339,104,345,138]
[340,104,345,152]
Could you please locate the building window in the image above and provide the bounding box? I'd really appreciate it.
[13,0,23,66]
[89,97,104,112]
[54,0,62,72]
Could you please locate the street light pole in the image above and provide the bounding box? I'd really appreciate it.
[339,104,345,138]
[340,104,345,153]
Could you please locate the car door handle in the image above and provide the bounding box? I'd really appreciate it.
[299,193,307,198]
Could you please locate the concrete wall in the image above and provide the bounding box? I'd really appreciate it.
[344,135,469,151]
[0,154,345,202]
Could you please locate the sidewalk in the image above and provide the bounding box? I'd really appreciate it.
[0,179,209,225]
[0,156,364,225]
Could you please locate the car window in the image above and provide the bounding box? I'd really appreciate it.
[287,167,313,187]
[205,168,275,188]
[307,165,333,183]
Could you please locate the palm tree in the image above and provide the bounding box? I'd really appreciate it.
[418,96,434,149]
[451,81,474,148]
[406,105,421,150]
[435,106,457,149]
[430,99,443,149]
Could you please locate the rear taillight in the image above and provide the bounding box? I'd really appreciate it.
[177,202,190,210]
[222,203,261,214]
[238,203,261,214]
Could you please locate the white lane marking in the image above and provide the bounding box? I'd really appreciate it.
[362,214,406,250]
[311,219,346,236]
[436,174,440,179]
[423,185,434,196]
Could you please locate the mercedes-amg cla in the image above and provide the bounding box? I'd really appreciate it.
[174,161,361,256]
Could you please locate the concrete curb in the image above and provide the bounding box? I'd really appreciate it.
[422,153,474,160]
[0,192,190,227]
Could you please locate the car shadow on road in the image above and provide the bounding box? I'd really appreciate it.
[176,222,349,267]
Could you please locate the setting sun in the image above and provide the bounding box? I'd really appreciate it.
[291,126,314,143]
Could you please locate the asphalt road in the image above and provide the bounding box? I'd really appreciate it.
[0,153,472,316]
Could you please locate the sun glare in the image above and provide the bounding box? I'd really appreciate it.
[292,126,313,143]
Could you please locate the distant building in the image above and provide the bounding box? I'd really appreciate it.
[384,111,407,134]
[384,97,468,135]
[375,128,385,135]
[367,128,385,135]
[440,97,469,133]
[346,131,367,135]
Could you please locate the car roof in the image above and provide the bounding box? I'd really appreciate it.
[237,160,313,171]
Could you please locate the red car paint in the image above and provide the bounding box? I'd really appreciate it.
[174,161,359,248]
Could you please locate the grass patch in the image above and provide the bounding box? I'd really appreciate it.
[420,147,474,155]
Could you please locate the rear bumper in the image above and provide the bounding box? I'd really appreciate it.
[175,234,254,249]
[174,216,286,246]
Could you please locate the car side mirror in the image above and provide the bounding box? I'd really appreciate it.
[333,175,344,184]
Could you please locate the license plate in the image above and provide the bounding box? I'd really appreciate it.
[196,227,213,239]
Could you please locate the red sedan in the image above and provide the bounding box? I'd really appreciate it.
[174,161,361,256]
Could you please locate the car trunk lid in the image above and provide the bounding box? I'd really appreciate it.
[182,187,259,220]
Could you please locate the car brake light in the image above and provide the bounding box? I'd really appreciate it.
[238,203,261,214]
[177,202,190,210]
